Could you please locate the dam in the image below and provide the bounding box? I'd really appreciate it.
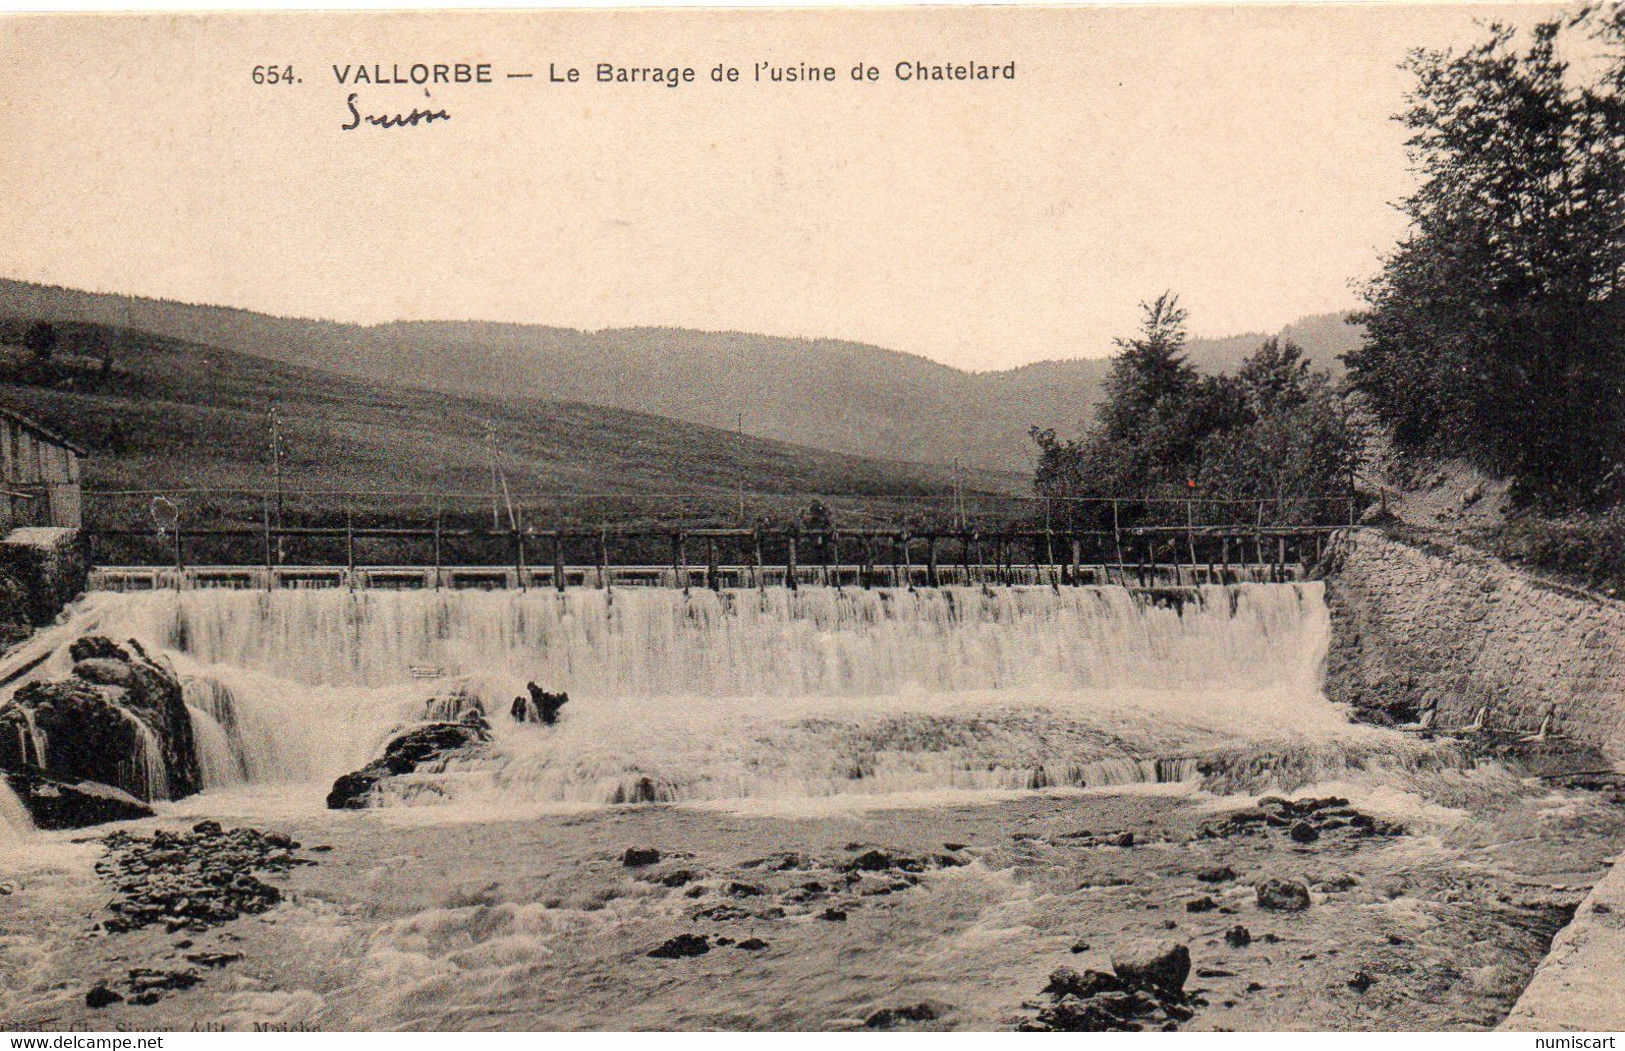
[62,580,1354,809]
[3,553,1622,1032]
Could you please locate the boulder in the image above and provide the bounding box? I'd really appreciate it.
[1110,939,1191,998]
[325,720,491,809]
[622,847,662,867]
[513,683,569,725]
[1044,966,1123,999]
[1255,878,1312,912]
[864,1001,946,1028]
[0,637,201,803]
[3,769,152,829]
[647,933,710,959]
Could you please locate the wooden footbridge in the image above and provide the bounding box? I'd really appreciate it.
[81,489,1357,591]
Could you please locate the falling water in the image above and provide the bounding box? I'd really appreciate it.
[84,583,1381,806]
[0,778,32,846]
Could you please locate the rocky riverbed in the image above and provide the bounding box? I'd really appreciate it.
[2,754,1621,1032]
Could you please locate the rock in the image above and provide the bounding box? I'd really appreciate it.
[122,967,202,1005]
[1110,939,1191,998]
[819,907,847,922]
[184,951,242,968]
[85,985,123,1008]
[1044,966,1123,999]
[647,933,710,959]
[1195,865,1237,883]
[1070,939,1092,954]
[723,881,764,897]
[0,639,200,803]
[1255,878,1312,912]
[69,636,129,663]
[1348,971,1375,993]
[325,720,491,809]
[512,683,568,725]
[1224,925,1252,947]
[864,1002,944,1028]
[3,769,152,829]
[1289,821,1320,844]
[97,824,311,934]
[622,847,661,867]
[736,937,769,951]
[1185,896,1217,913]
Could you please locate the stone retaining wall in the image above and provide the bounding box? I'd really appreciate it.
[1323,529,1625,758]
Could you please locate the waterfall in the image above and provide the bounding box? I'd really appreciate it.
[0,778,32,846]
[85,583,1368,807]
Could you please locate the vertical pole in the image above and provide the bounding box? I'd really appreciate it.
[926,535,939,589]
[1184,498,1198,587]
[261,493,273,585]
[553,531,565,593]
[598,527,609,590]
[432,503,443,590]
[1112,499,1126,588]
[673,532,686,590]
[753,526,764,590]
[516,507,528,591]
[1253,500,1266,580]
[829,530,840,588]
[787,532,799,591]
[173,517,184,572]
[346,507,356,587]
[707,536,720,592]
[1070,537,1081,587]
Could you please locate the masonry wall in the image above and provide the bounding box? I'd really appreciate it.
[1323,529,1625,757]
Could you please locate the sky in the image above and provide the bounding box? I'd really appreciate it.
[0,4,1573,371]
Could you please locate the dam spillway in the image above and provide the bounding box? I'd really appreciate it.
[68,582,1367,808]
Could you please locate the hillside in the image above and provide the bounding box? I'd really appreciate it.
[0,319,1024,539]
[0,279,1363,475]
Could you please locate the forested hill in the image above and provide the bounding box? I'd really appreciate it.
[0,278,1361,475]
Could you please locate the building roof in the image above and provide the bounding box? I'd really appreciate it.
[0,407,89,457]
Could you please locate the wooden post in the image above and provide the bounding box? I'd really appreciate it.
[173,518,184,572]
[707,536,720,591]
[346,509,356,584]
[1112,499,1127,588]
[1253,500,1266,580]
[552,531,565,593]
[1070,537,1081,587]
[598,527,609,590]
[513,510,527,592]
[892,534,903,588]
[1184,499,1198,587]
[261,496,273,589]
[753,527,764,590]
[1221,536,1231,585]
[829,530,840,588]
[673,532,687,590]
[960,532,971,586]
[1045,528,1056,587]
[787,533,799,591]
[432,505,443,590]
[1277,535,1287,581]
[926,534,939,589]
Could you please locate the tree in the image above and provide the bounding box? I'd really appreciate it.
[1034,310,1358,527]
[1349,8,1625,509]
[23,321,56,362]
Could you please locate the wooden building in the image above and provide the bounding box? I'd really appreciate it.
[0,409,85,530]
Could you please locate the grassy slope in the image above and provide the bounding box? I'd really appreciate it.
[0,322,1026,539]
